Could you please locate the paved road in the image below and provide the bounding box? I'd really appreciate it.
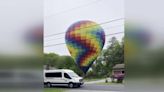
[69,84,124,92]
[50,78,124,92]
[52,83,124,92]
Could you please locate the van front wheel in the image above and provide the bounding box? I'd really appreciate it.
[68,83,74,88]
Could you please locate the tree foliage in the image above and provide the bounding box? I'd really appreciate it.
[43,53,83,76]
[103,37,124,75]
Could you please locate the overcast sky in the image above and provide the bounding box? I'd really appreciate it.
[44,0,124,55]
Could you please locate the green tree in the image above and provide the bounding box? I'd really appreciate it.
[44,53,83,76]
[103,37,124,75]
[44,53,59,67]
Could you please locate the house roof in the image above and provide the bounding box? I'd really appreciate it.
[113,64,125,69]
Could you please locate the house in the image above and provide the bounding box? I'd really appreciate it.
[111,64,125,83]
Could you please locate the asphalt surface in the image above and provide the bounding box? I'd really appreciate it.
[49,78,124,92]
[50,83,124,92]
[71,84,124,92]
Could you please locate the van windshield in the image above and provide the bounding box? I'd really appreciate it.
[68,72,79,78]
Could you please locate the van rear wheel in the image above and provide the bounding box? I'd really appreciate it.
[47,82,51,88]
[68,83,74,88]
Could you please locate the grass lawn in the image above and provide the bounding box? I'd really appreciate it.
[44,88,65,92]
[97,82,123,85]
[84,77,104,82]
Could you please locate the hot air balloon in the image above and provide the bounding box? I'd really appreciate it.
[65,20,105,74]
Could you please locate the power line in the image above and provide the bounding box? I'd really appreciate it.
[44,31,124,47]
[45,0,103,19]
[44,18,124,38]
[45,37,65,42]
[105,32,124,36]
[44,42,66,47]
[44,24,124,42]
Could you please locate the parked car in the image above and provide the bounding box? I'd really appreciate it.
[44,69,84,88]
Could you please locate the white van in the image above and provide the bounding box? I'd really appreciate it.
[44,69,84,88]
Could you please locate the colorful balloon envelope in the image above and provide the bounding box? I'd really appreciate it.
[65,20,105,74]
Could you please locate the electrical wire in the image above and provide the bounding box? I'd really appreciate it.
[44,31,124,47]
[45,0,103,19]
[44,24,124,42]
[44,18,124,38]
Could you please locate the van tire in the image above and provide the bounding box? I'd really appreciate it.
[47,82,52,88]
[78,84,81,88]
[68,83,74,88]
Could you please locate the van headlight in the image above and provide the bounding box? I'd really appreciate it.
[79,79,83,82]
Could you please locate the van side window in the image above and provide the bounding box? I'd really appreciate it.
[64,73,71,79]
[45,72,62,78]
